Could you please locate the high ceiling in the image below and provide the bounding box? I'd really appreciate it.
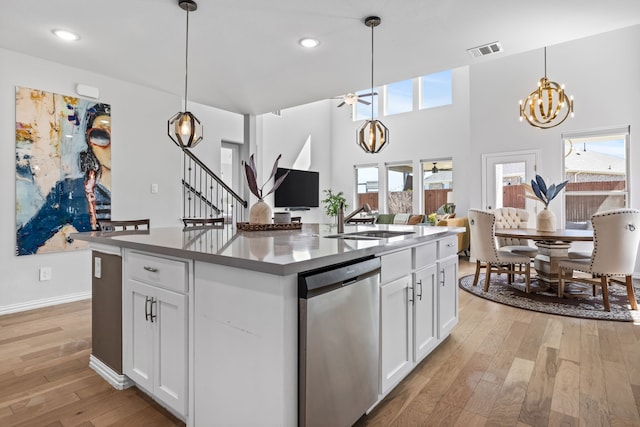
[2,1,639,115]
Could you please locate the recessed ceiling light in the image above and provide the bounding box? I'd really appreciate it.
[52,29,80,41]
[299,38,319,48]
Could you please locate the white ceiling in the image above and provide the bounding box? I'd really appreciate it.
[2,1,639,115]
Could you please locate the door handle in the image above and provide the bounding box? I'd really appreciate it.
[145,296,151,321]
[416,279,423,301]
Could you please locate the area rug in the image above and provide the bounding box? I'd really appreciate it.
[458,274,640,322]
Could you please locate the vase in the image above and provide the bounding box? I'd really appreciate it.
[536,207,556,232]
[250,199,272,224]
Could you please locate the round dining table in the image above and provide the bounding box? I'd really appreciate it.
[494,228,593,288]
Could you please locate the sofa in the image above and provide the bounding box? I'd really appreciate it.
[374,213,427,225]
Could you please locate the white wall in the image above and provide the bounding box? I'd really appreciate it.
[329,67,471,216]
[1,48,242,313]
[259,100,333,223]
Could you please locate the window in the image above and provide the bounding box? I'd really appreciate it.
[386,162,413,214]
[421,159,453,215]
[355,165,379,213]
[385,79,413,116]
[354,88,379,121]
[562,128,629,227]
[420,70,452,109]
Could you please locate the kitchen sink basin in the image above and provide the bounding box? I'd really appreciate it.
[325,230,415,240]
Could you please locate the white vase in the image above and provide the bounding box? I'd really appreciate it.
[250,199,272,224]
[536,207,556,232]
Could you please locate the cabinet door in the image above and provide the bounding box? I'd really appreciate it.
[154,286,188,416]
[380,275,413,393]
[413,264,437,363]
[438,256,459,339]
[124,279,155,392]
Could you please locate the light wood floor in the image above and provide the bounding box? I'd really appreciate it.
[1,260,638,427]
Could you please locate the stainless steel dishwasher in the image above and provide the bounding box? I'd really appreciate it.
[299,257,381,427]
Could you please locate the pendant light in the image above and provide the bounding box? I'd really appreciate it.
[168,0,203,149]
[519,47,574,129]
[357,16,389,153]
[431,162,438,174]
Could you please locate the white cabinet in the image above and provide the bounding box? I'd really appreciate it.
[123,251,189,418]
[438,254,459,338]
[380,274,413,393]
[413,264,438,362]
[379,238,458,395]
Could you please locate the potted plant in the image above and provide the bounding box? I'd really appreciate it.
[524,174,569,232]
[321,189,348,223]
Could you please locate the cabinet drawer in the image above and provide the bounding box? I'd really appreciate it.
[380,249,412,283]
[439,236,458,259]
[414,242,436,269]
[127,251,188,293]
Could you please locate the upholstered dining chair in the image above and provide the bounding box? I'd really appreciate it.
[468,209,532,292]
[558,209,640,311]
[493,207,537,257]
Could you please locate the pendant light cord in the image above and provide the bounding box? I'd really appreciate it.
[543,46,547,79]
[370,21,374,120]
[184,8,190,112]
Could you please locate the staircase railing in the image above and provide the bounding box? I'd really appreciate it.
[182,149,247,225]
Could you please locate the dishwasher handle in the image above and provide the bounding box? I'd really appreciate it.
[299,257,381,299]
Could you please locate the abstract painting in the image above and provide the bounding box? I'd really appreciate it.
[15,86,112,255]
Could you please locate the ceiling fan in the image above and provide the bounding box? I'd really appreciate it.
[335,92,377,108]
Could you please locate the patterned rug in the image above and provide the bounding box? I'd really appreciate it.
[459,273,640,322]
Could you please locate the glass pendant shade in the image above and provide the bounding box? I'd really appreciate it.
[169,111,203,148]
[168,0,203,149]
[357,119,389,153]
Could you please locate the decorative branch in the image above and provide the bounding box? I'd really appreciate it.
[243,154,289,200]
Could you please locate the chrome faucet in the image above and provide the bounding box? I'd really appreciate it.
[337,202,345,234]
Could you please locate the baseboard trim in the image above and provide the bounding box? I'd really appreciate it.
[89,354,134,390]
[0,291,92,316]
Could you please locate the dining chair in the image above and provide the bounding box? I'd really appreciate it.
[493,207,537,257]
[558,209,640,311]
[468,209,532,292]
[99,219,150,232]
[182,217,224,229]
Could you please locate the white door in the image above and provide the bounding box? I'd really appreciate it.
[437,256,459,338]
[413,264,437,363]
[482,151,539,223]
[124,279,155,392]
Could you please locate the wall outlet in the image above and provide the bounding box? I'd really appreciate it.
[94,257,102,279]
[39,267,52,281]
[151,183,159,194]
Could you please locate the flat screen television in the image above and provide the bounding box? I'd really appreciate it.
[274,168,319,208]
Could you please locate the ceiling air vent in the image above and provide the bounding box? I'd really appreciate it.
[271,110,282,117]
[466,41,503,58]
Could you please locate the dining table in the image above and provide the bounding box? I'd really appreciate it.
[494,228,594,291]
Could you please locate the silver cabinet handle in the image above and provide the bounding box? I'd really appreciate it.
[145,296,151,321]
[408,284,414,304]
[416,279,423,301]
[149,297,157,323]
[143,266,158,273]
[440,269,445,286]
[447,243,455,247]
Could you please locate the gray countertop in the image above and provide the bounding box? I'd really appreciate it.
[73,223,464,275]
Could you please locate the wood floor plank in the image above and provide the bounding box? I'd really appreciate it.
[558,317,581,363]
[550,359,580,419]
[486,357,534,427]
[518,345,559,426]
[597,321,625,364]
[579,333,610,427]
[603,360,640,424]
[453,410,487,427]
[515,314,548,362]
[481,321,529,385]
[463,380,501,418]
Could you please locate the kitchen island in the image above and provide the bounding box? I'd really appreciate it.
[75,223,463,427]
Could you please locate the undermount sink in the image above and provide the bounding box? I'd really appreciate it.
[325,230,416,240]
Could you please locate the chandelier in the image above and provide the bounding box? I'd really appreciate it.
[519,47,574,129]
[168,0,203,149]
[357,16,389,153]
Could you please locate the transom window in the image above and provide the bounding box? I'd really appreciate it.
[385,79,413,116]
[420,70,452,109]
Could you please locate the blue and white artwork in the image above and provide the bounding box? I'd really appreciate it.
[15,86,112,255]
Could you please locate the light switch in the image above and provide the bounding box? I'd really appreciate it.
[94,257,102,279]
[151,183,159,194]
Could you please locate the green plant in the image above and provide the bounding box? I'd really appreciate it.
[524,174,569,208]
[243,153,289,199]
[321,189,348,217]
